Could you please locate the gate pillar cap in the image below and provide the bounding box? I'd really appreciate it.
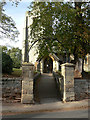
[61,62,75,67]
[22,62,34,66]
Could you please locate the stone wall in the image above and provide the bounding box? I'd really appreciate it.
[53,72,90,101]
[2,76,89,103]
[53,72,64,100]
[2,73,41,103]
[33,73,41,102]
[74,79,90,100]
[2,78,22,102]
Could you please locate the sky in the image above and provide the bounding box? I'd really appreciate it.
[0,0,33,49]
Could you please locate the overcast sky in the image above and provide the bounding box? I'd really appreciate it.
[0,0,33,49]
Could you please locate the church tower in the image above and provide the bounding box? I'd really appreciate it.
[22,11,38,65]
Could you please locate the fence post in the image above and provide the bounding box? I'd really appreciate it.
[21,63,35,103]
[61,63,75,102]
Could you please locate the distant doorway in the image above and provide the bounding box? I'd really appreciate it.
[44,57,53,73]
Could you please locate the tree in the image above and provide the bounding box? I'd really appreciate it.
[2,52,13,74]
[29,2,90,65]
[0,2,19,40]
[1,46,22,68]
[72,2,89,62]
[7,47,22,68]
[2,45,8,53]
[73,2,90,73]
[29,2,75,59]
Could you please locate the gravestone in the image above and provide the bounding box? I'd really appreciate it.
[61,63,75,102]
[21,63,35,103]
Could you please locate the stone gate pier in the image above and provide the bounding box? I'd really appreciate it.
[61,63,75,102]
[21,63,35,103]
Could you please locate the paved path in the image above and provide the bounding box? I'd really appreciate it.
[38,73,59,103]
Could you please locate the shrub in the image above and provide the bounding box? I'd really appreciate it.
[2,52,13,74]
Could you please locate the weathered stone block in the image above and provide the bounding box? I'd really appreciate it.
[22,82,33,94]
[66,92,74,96]
[66,96,75,101]
[23,71,29,78]
[21,94,33,103]
[21,63,34,104]
[65,86,74,92]
[61,63,75,102]
[65,77,74,83]
[22,80,33,86]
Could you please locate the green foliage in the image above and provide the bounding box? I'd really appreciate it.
[1,46,22,68]
[2,52,13,74]
[2,45,8,53]
[72,2,90,62]
[29,2,90,62]
[7,47,22,68]
[12,68,22,77]
[0,2,19,40]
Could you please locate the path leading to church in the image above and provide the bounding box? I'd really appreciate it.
[38,73,59,104]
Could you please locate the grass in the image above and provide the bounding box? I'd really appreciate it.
[2,68,22,77]
[11,68,22,77]
[3,68,40,78]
